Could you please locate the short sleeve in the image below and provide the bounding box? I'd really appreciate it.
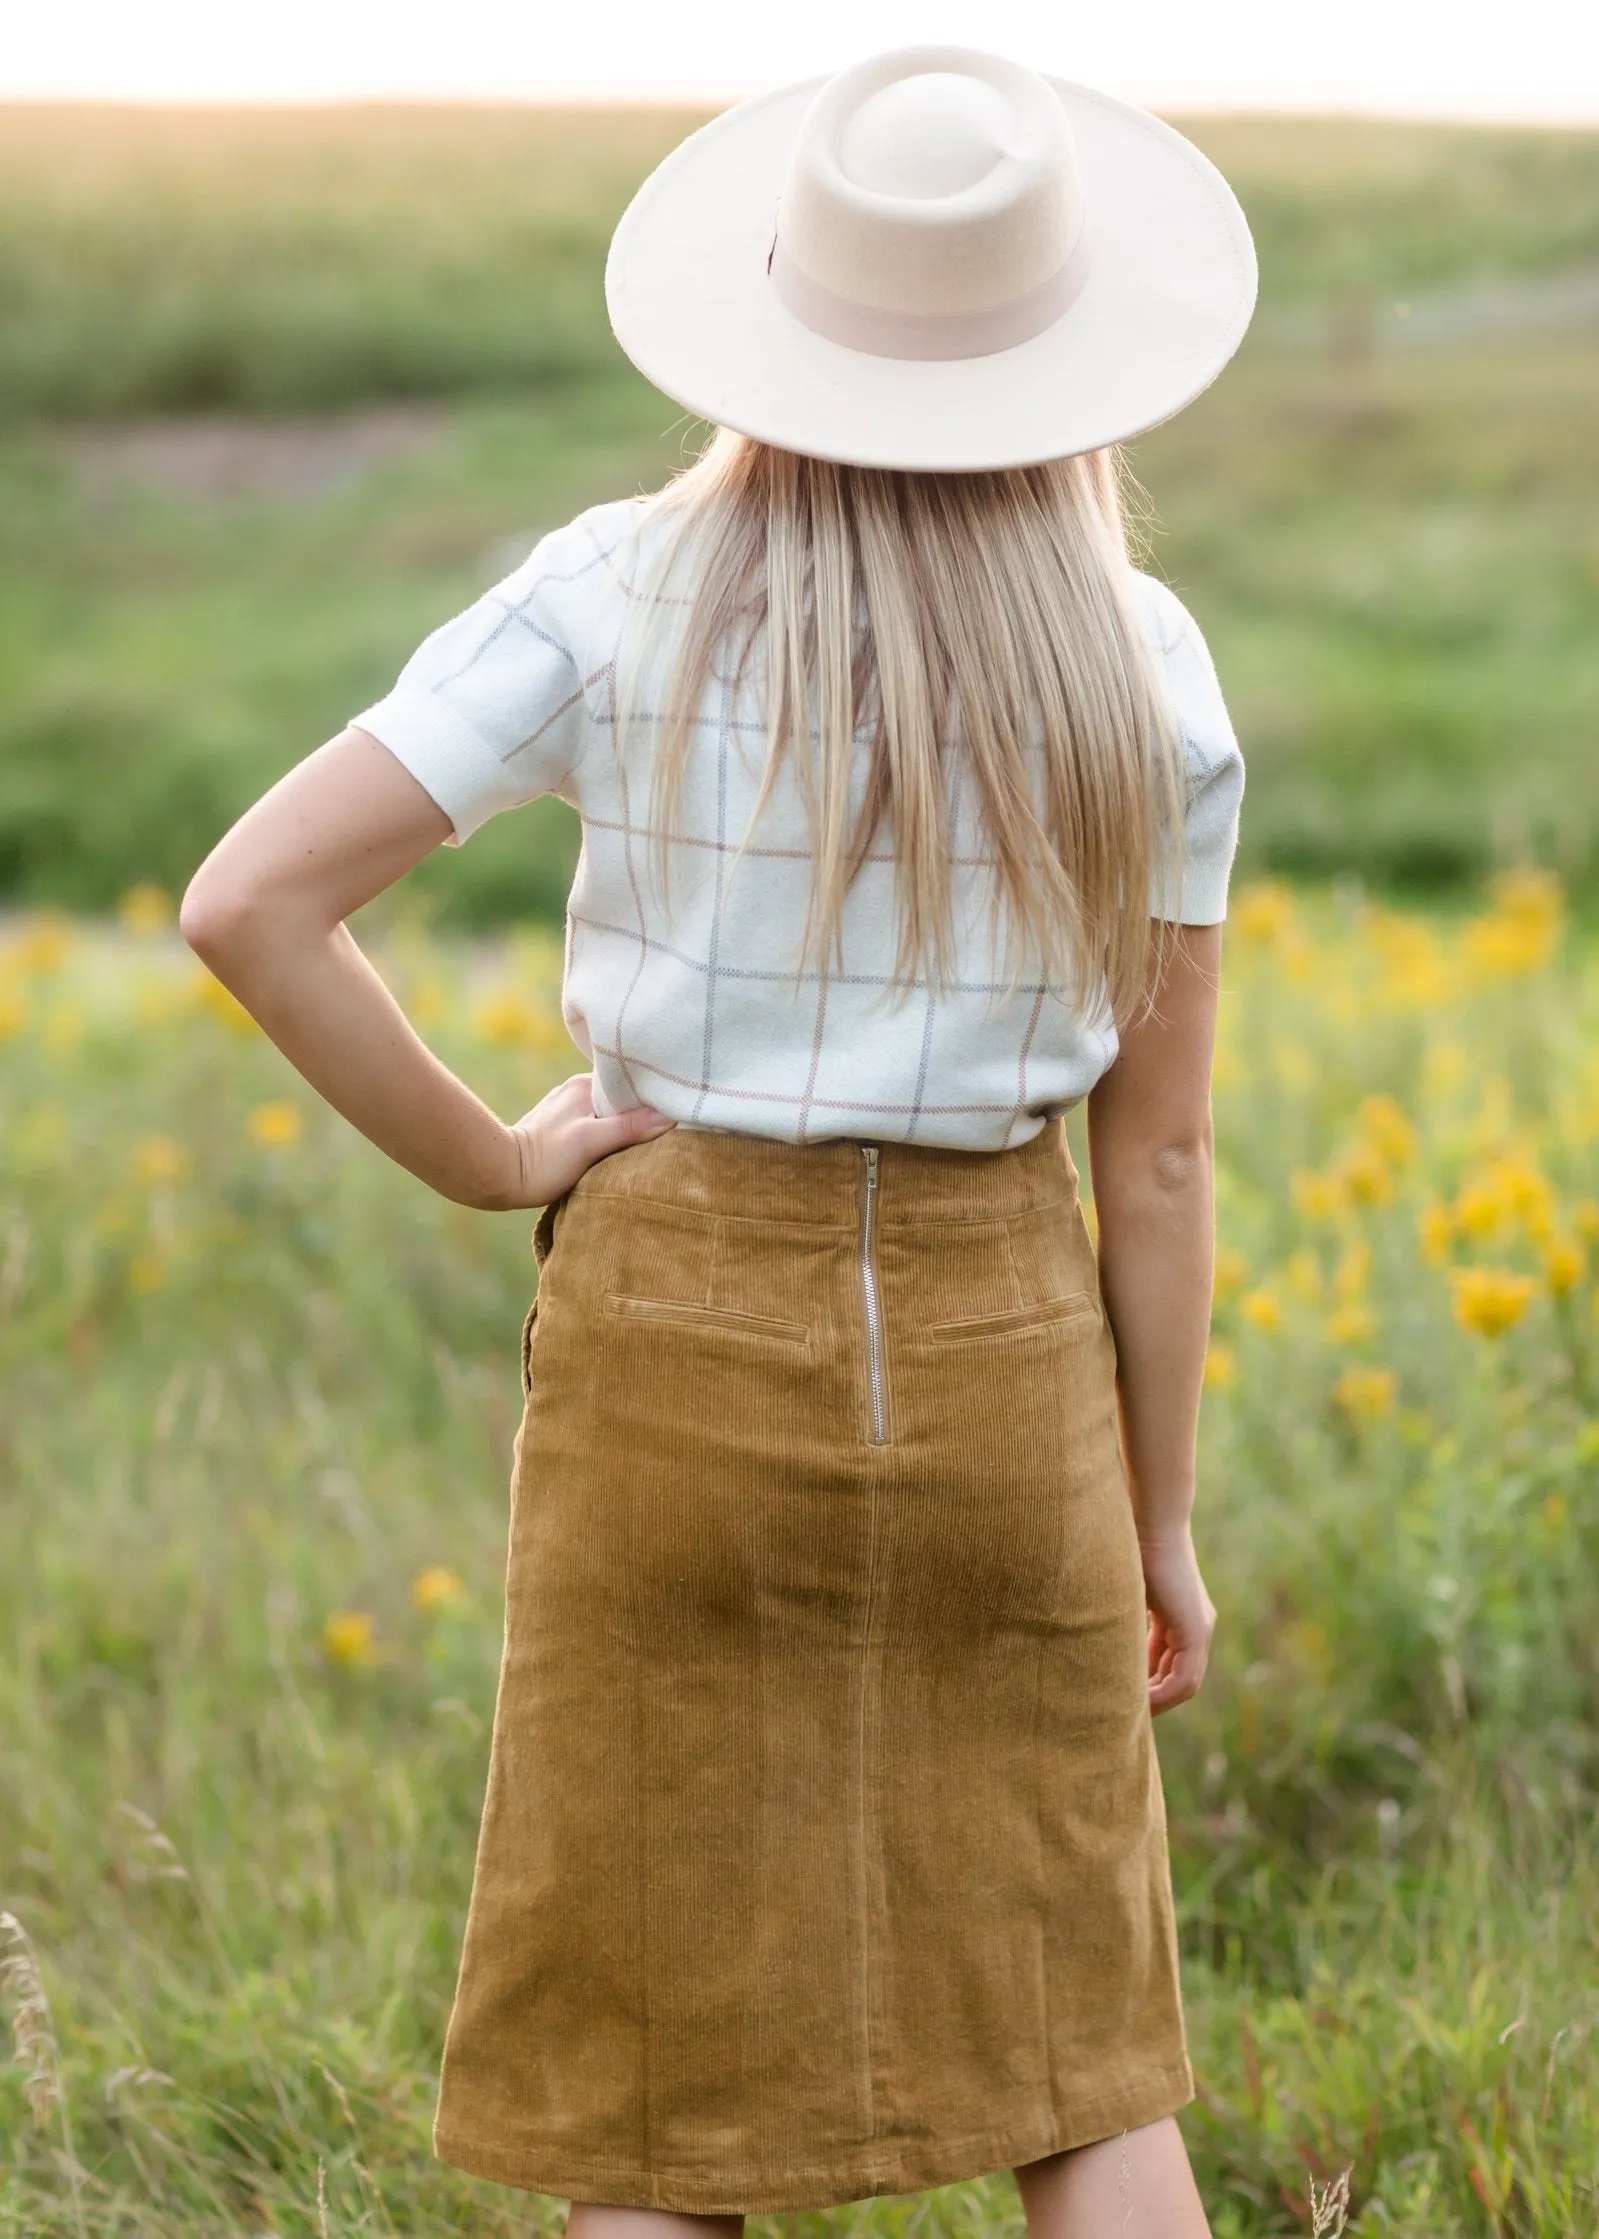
[349,528,592,847]
[1138,576,1246,925]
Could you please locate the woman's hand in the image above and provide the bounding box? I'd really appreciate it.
[492,1072,677,1211]
[1138,1528,1217,1715]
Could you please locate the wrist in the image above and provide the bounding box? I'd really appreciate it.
[1136,1519,1196,1555]
[468,1122,529,1213]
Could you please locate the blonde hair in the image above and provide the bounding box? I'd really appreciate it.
[611,425,1189,1030]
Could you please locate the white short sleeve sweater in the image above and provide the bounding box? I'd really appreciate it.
[350,495,1244,1151]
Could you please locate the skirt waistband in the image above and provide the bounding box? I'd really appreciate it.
[563,1115,1080,1231]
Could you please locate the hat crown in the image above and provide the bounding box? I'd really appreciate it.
[603,35,1260,467]
[776,46,1085,325]
[838,72,1013,199]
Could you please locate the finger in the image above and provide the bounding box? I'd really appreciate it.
[579,1104,678,1155]
[1149,1648,1207,1713]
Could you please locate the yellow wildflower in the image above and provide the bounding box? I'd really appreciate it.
[1417,1198,1456,1267]
[1356,1093,1416,1170]
[1452,1173,1506,1238]
[1212,1246,1250,1302]
[323,1611,383,1667]
[1325,1301,1378,1344]
[1291,1168,1343,1221]
[1279,933,1320,984]
[249,1102,303,1148]
[1459,868,1563,977]
[1239,1286,1283,1332]
[1453,1156,1555,1244]
[1333,1238,1373,1299]
[1332,1365,1398,1419]
[474,991,572,1052]
[1495,865,1565,927]
[118,883,174,933]
[134,1136,188,1184]
[413,1566,468,1614]
[1500,1160,1557,1241]
[1338,1145,1396,1207]
[1571,1198,1599,1245]
[1231,881,1298,946]
[1461,913,1548,977]
[1369,916,1454,1008]
[1542,1237,1585,1296]
[0,989,28,1039]
[1451,1265,1538,1338]
[4,912,76,976]
[1203,1341,1239,1389]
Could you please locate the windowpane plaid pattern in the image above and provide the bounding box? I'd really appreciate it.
[350,496,1244,1151]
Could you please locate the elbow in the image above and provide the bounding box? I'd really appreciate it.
[1092,1131,1213,1217]
[1149,1132,1213,1193]
[179,875,261,962]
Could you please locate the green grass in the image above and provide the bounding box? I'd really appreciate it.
[0,106,1596,925]
[0,107,1596,421]
[4,99,1599,2239]
[0,374,692,923]
[3,878,1599,2234]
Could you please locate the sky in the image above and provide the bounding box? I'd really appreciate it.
[3,0,1597,121]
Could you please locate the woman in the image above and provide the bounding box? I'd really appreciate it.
[181,43,1254,2239]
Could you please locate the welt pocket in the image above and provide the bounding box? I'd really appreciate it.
[601,1292,812,1346]
[925,1293,1099,1345]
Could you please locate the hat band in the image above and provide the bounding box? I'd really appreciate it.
[768,226,1092,362]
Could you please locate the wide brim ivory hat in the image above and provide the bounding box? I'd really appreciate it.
[605,43,1258,473]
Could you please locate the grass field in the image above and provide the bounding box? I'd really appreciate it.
[3,100,1599,2239]
[3,868,1599,2236]
[0,107,1596,921]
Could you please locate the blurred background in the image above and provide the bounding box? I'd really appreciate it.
[3,8,1599,2237]
[3,99,1598,928]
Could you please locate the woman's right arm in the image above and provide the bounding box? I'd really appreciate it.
[1085,921,1224,1713]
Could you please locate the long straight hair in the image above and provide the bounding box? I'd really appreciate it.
[610,425,1189,1030]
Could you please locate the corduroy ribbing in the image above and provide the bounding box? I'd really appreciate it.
[435,1115,1194,2213]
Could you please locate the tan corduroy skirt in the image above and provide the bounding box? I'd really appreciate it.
[434,1116,1195,2213]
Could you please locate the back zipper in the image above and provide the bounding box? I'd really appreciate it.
[859,1144,888,1444]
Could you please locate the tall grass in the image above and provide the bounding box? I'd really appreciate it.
[0,107,1596,919]
[0,108,1596,422]
[2,868,1597,2234]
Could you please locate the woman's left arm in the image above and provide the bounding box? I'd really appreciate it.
[179,722,673,1211]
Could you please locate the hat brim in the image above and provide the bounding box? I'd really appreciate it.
[604,72,1258,473]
